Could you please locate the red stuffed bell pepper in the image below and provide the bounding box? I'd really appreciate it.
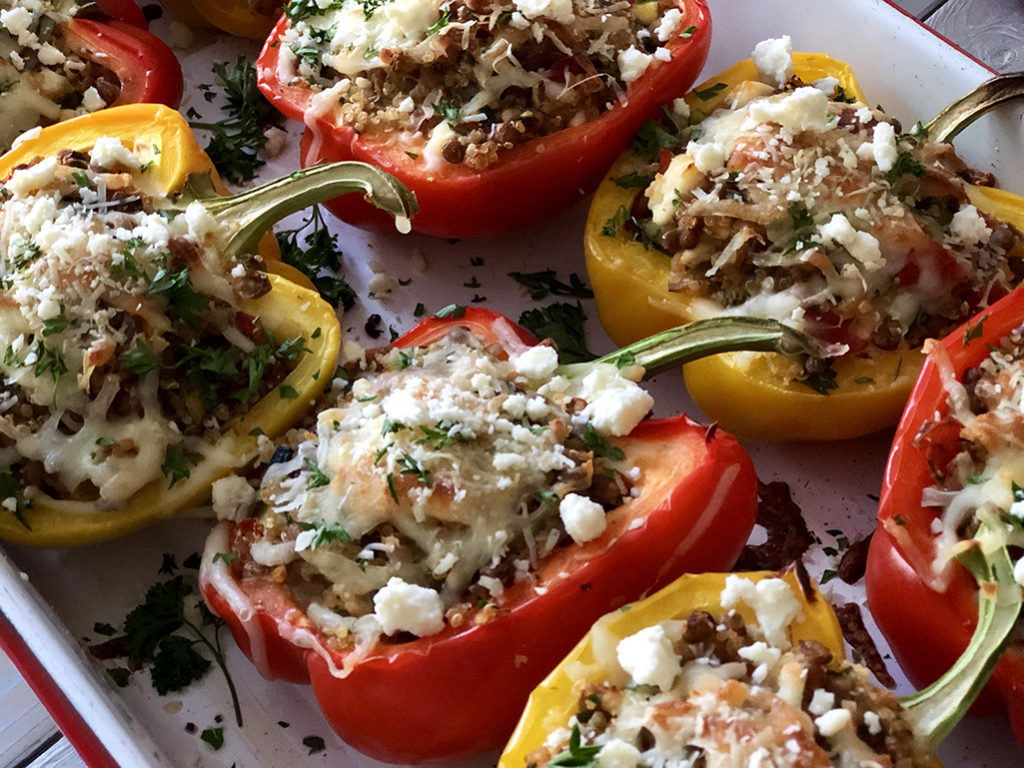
[257,0,711,237]
[199,306,758,763]
[866,285,1024,743]
[0,0,182,153]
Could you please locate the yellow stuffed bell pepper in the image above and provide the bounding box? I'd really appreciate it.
[500,564,1015,767]
[0,104,414,546]
[585,53,1024,440]
[166,0,282,40]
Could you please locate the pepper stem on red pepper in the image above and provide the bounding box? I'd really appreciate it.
[172,162,419,258]
[558,317,824,380]
[923,72,1024,144]
[899,523,1021,746]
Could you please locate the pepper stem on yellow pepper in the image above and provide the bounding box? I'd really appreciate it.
[557,317,824,380]
[924,72,1024,144]
[173,162,419,258]
[900,525,1021,746]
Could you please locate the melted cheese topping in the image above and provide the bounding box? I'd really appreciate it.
[0,142,284,512]
[282,0,692,169]
[641,40,1021,360]
[239,330,652,643]
[920,330,1024,582]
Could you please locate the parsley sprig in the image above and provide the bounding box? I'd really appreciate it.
[276,205,357,310]
[190,58,284,185]
[109,559,243,726]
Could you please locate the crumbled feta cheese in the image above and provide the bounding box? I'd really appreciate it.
[816,213,883,271]
[808,688,836,716]
[654,9,682,42]
[617,46,652,85]
[90,137,142,171]
[512,345,559,380]
[576,365,654,436]
[747,87,830,134]
[559,492,606,544]
[211,476,257,521]
[373,577,445,636]
[949,204,992,246]
[815,707,853,737]
[616,622,682,691]
[514,0,573,23]
[720,576,802,646]
[752,36,793,88]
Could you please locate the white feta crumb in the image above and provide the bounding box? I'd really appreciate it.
[752,35,793,88]
[373,577,445,636]
[512,345,559,380]
[815,708,853,737]
[559,492,607,544]
[808,688,836,716]
[616,622,683,691]
[211,476,257,521]
[720,575,802,646]
[816,213,882,271]
[949,204,992,246]
[618,46,653,85]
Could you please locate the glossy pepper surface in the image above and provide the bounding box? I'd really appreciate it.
[498,569,844,767]
[63,0,183,111]
[584,54,1024,440]
[166,0,283,40]
[865,285,1024,744]
[0,105,342,546]
[199,307,759,764]
[256,1,712,237]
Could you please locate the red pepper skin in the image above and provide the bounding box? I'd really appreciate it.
[199,308,758,764]
[94,0,148,28]
[63,17,183,109]
[256,3,711,237]
[865,285,1024,743]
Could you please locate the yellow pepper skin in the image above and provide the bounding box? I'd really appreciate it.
[0,106,341,546]
[178,0,281,40]
[584,55,1024,440]
[0,103,307,285]
[498,570,844,768]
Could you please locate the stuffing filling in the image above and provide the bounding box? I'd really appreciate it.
[280,0,695,169]
[0,0,120,153]
[217,326,655,653]
[530,575,932,768]
[613,37,1023,372]
[914,325,1024,584]
[0,140,305,518]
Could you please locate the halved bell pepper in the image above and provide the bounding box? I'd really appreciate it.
[585,54,1024,440]
[866,284,1024,745]
[502,558,1017,765]
[199,307,760,764]
[498,569,845,767]
[257,0,712,237]
[63,2,184,110]
[0,104,416,546]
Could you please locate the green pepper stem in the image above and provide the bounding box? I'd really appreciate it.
[899,527,1021,747]
[182,162,419,258]
[924,72,1024,144]
[556,317,824,380]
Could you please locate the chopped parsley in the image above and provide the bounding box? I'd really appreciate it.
[580,423,625,461]
[190,58,284,185]
[886,151,926,185]
[161,441,196,487]
[276,205,357,310]
[518,302,594,364]
[509,270,593,300]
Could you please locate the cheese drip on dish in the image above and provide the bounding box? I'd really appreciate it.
[214,328,654,650]
[0,139,301,514]
[280,0,692,169]
[529,575,933,768]
[637,37,1022,363]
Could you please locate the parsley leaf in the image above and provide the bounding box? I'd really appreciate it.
[161,442,196,488]
[580,423,626,461]
[200,725,225,750]
[517,302,594,363]
[276,205,357,310]
[886,151,925,185]
[121,339,162,377]
[190,58,284,185]
[549,724,601,767]
[509,270,593,301]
